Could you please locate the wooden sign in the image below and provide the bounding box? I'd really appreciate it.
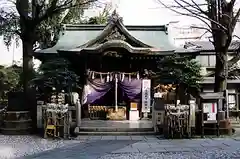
[130,102,138,110]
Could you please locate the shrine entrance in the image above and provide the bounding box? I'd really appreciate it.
[82,70,143,120]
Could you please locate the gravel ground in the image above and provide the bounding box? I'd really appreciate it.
[99,150,240,159]
[1,135,240,159]
[0,135,81,158]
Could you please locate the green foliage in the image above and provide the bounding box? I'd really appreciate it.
[155,54,202,91]
[0,64,23,100]
[0,8,20,47]
[36,2,110,49]
[36,1,90,49]
[0,0,96,49]
[32,58,80,93]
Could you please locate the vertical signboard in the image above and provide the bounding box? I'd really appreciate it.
[142,79,151,113]
[203,102,217,121]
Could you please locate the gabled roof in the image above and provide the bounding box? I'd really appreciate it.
[36,11,176,55]
[75,10,152,49]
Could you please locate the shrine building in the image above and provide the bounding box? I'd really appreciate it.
[35,11,196,120]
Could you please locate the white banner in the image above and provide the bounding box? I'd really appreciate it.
[142,79,151,113]
[203,103,217,121]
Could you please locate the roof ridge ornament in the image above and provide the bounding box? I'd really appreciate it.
[108,9,123,24]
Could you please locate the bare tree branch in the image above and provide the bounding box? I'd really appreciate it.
[158,0,240,92]
[232,8,240,31]
[157,0,212,30]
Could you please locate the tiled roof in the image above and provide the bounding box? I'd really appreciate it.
[36,11,175,54]
[184,40,240,51]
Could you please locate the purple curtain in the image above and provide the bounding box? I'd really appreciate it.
[82,78,113,104]
[118,78,142,100]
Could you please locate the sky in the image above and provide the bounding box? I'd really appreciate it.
[0,0,239,66]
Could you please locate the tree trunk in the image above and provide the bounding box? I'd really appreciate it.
[214,53,226,91]
[214,50,228,111]
[22,41,34,110]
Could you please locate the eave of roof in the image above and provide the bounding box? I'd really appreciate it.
[58,40,174,54]
[64,24,167,31]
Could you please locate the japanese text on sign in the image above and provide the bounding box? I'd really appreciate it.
[142,79,151,113]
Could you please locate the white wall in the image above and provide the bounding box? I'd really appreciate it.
[168,21,240,48]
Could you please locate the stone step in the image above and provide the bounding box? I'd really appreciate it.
[0,127,32,135]
[76,131,156,136]
[2,119,32,129]
[79,127,154,132]
[5,111,31,121]
[230,121,240,125]
[230,119,240,128]
[0,111,32,135]
[231,124,240,128]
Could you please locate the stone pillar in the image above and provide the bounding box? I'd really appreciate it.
[189,99,196,129]
[76,99,81,127]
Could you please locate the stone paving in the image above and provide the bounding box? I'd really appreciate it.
[1,135,240,158]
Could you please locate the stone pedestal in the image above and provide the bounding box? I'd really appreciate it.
[129,110,139,121]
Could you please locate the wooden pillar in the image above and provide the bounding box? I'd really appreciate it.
[236,92,239,120]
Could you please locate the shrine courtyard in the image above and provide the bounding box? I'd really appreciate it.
[1,134,240,158]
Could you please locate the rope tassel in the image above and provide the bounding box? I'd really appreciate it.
[137,72,140,80]
[110,74,113,81]
[107,73,110,82]
[121,73,125,81]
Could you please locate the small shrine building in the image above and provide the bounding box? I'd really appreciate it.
[35,11,196,120]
